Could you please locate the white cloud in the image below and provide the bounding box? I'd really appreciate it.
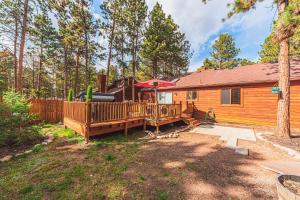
[146,0,232,50]
[146,0,276,71]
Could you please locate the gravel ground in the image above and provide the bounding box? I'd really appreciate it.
[124,132,295,200]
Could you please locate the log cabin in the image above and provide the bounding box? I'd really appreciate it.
[143,59,300,130]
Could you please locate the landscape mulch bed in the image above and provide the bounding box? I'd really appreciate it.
[0,137,45,158]
[263,134,300,153]
[283,179,300,196]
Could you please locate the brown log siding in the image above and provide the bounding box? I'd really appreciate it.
[159,80,300,130]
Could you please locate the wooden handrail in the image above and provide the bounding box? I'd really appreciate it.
[64,101,182,124]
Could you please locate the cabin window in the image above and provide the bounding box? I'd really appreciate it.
[158,92,173,104]
[221,88,241,105]
[187,91,198,101]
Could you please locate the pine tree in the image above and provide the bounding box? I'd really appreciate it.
[16,0,29,92]
[204,33,240,69]
[69,0,100,94]
[29,12,57,98]
[124,0,147,101]
[141,3,191,79]
[259,27,300,63]
[100,0,119,93]
[0,0,23,90]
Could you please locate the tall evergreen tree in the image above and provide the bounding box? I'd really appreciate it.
[100,0,119,93]
[16,0,29,91]
[204,33,240,69]
[141,3,191,79]
[0,0,22,89]
[124,0,147,101]
[28,13,57,98]
[259,27,300,63]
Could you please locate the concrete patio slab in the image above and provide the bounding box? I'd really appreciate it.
[190,124,256,147]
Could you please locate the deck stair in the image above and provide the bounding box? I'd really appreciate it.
[181,113,201,128]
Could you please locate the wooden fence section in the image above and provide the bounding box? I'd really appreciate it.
[0,97,64,123]
[30,99,64,123]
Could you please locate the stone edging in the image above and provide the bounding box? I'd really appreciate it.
[0,134,55,162]
[256,132,300,160]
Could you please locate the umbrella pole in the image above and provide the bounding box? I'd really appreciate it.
[155,87,158,103]
[155,86,159,134]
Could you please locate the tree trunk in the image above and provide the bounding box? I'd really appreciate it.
[63,46,68,99]
[121,33,125,102]
[13,14,18,90]
[106,16,116,93]
[32,56,35,92]
[16,0,29,91]
[81,0,89,88]
[277,0,291,138]
[74,50,80,97]
[132,44,136,102]
[37,40,43,99]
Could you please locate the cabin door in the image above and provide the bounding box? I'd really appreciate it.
[158,92,173,104]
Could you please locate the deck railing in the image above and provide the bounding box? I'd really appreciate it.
[64,101,182,125]
[157,104,181,119]
[145,103,182,120]
[90,102,147,123]
[63,101,86,124]
[63,101,183,142]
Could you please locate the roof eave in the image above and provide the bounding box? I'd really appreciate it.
[158,77,300,91]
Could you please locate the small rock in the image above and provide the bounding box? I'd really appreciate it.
[0,155,13,162]
[34,144,42,148]
[48,135,54,140]
[24,150,33,154]
[42,142,48,145]
[15,152,25,157]
[45,139,53,143]
[235,148,249,156]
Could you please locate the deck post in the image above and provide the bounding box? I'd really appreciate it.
[143,119,146,131]
[85,101,91,143]
[125,122,128,137]
[124,102,128,137]
[192,101,195,116]
[155,101,159,134]
[179,101,182,118]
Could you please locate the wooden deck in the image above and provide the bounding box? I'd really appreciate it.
[63,101,184,142]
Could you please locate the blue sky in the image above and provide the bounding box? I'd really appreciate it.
[93,0,277,71]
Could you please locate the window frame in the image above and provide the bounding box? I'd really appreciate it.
[220,87,243,106]
[157,92,173,104]
[186,90,198,101]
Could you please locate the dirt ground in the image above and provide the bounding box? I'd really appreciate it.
[123,132,296,200]
[1,125,297,199]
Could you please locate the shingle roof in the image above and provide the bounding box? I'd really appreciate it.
[161,59,300,90]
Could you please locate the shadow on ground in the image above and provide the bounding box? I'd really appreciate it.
[0,128,275,200]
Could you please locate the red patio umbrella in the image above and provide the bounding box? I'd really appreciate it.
[134,79,175,102]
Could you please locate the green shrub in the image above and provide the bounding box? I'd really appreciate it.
[0,91,42,147]
[1,91,34,128]
[67,89,74,102]
[86,85,93,102]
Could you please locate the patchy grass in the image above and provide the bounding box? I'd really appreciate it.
[0,124,285,199]
[0,124,147,200]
